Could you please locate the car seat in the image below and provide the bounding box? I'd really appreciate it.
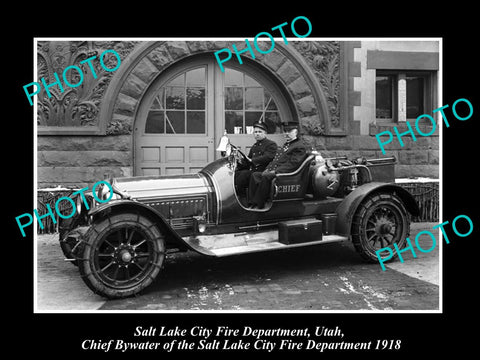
[271,153,315,201]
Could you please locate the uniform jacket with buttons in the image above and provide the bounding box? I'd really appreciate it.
[265,137,308,174]
[248,138,277,172]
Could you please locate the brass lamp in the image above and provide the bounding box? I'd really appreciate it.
[216,129,231,156]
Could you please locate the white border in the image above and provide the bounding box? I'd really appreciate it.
[33,38,38,313]
[33,37,443,314]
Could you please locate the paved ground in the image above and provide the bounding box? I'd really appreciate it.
[36,223,440,312]
[36,234,105,311]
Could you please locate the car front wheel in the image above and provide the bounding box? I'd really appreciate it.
[78,212,165,299]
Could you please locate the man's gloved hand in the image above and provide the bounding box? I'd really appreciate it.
[261,170,276,180]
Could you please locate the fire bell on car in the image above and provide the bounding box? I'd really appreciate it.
[57,131,418,299]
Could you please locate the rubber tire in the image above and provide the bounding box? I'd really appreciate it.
[351,193,410,263]
[78,212,165,299]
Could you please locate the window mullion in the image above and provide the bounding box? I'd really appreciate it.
[184,79,187,134]
[242,74,246,132]
[397,73,407,122]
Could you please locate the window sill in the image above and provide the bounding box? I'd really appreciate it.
[369,122,438,137]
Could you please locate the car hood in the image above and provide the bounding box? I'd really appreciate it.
[112,173,213,200]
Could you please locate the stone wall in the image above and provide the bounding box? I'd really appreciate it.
[37,135,133,188]
[38,127,438,189]
[36,40,138,188]
[106,40,341,138]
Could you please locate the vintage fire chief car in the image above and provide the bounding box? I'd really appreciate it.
[60,134,419,299]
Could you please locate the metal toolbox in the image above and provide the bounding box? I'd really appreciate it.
[278,218,323,245]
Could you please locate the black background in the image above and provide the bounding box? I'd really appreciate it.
[7,4,478,357]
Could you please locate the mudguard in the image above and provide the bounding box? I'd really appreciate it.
[87,199,194,251]
[335,182,420,237]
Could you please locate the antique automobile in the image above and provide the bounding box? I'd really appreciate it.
[59,133,419,299]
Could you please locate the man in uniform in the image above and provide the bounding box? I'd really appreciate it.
[234,121,277,196]
[248,122,307,209]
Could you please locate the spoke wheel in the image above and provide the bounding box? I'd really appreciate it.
[352,193,410,263]
[78,213,165,299]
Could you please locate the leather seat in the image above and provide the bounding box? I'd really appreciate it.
[271,154,315,201]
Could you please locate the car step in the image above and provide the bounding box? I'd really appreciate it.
[183,230,347,257]
[210,234,347,257]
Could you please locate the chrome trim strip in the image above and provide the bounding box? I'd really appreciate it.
[199,171,221,225]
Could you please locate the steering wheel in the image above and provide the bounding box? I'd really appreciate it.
[230,145,251,170]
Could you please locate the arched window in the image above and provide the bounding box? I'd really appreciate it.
[145,66,207,134]
[135,55,294,175]
[223,67,283,135]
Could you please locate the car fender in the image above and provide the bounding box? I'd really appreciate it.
[335,182,420,236]
[87,199,195,251]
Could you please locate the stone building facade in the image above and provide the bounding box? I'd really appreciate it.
[36,39,440,188]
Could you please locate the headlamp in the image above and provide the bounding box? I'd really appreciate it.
[193,216,207,234]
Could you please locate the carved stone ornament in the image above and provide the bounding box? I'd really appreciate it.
[36,41,137,129]
[292,41,340,129]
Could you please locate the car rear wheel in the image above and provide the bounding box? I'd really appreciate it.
[351,193,410,263]
[78,212,165,299]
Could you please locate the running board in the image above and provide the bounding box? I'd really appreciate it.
[182,230,347,257]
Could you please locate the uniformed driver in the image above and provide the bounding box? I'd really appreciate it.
[235,121,277,196]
